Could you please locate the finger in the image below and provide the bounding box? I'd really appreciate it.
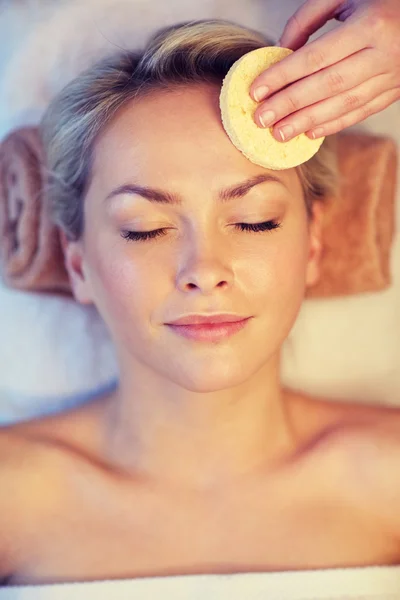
[254,48,382,129]
[251,20,363,103]
[305,88,400,139]
[269,73,392,141]
[279,0,345,50]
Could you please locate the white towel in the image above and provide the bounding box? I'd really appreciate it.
[1,566,400,600]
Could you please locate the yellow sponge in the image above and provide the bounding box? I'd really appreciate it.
[219,47,325,170]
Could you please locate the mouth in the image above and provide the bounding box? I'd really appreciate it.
[167,315,251,326]
[166,317,251,342]
[170,318,249,326]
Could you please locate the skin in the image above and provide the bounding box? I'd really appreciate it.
[1,82,400,586]
[251,0,400,142]
[64,82,322,487]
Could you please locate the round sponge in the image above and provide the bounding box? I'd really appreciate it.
[219,47,325,170]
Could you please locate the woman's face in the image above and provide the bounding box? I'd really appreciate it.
[66,83,321,391]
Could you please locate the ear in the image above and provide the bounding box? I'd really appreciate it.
[59,229,94,305]
[305,201,324,288]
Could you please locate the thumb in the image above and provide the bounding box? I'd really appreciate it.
[279,0,346,50]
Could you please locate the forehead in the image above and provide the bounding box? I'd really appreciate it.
[90,83,300,194]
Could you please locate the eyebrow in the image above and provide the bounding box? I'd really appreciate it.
[104,174,287,206]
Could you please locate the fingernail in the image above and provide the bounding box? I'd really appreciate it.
[309,127,324,139]
[253,85,269,102]
[259,110,275,128]
[278,124,294,141]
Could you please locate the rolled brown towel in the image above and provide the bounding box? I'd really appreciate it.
[306,132,398,298]
[0,127,397,297]
[0,127,71,295]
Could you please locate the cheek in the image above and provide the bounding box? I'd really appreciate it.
[246,228,310,342]
[244,229,309,299]
[280,236,310,292]
[86,244,161,337]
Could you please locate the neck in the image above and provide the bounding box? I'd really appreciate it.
[101,353,298,492]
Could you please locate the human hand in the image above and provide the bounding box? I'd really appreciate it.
[250,0,400,142]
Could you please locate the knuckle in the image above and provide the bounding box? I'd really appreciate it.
[327,70,345,93]
[287,13,303,36]
[305,48,326,72]
[275,55,292,81]
[286,94,301,113]
[272,67,291,92]
[366,8,387,37]
[305,113,319,129]
[343,93,361,110]
[360,104,373,121]
[335,116,345,132]
[365,7,400,57]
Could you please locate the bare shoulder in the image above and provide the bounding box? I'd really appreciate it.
[2,392,110,447]
[0,390,113,493]
[0,395,110,578]
[335,401,400,539]
[291,387,400,455]
[318,395,400,470]
[290,389,400,538]
[286,386,400,443]
[0,425,49,579]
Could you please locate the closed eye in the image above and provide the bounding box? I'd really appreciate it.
[121,220,282,242]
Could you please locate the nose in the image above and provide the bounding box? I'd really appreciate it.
[175,234,233,294]
[181,272,229,293]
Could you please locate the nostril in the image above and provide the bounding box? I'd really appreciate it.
[9,196,24,222]
[9,171,18,186]
[7,198,24,254]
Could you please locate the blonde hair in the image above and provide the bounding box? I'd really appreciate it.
[40,19,339,241]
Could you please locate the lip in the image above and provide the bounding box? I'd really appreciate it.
[167,314,250,325]
[167,318,251,342]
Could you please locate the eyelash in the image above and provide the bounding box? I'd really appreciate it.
[121,220,282,242]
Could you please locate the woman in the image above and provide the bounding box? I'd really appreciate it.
[0,18,399,588]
